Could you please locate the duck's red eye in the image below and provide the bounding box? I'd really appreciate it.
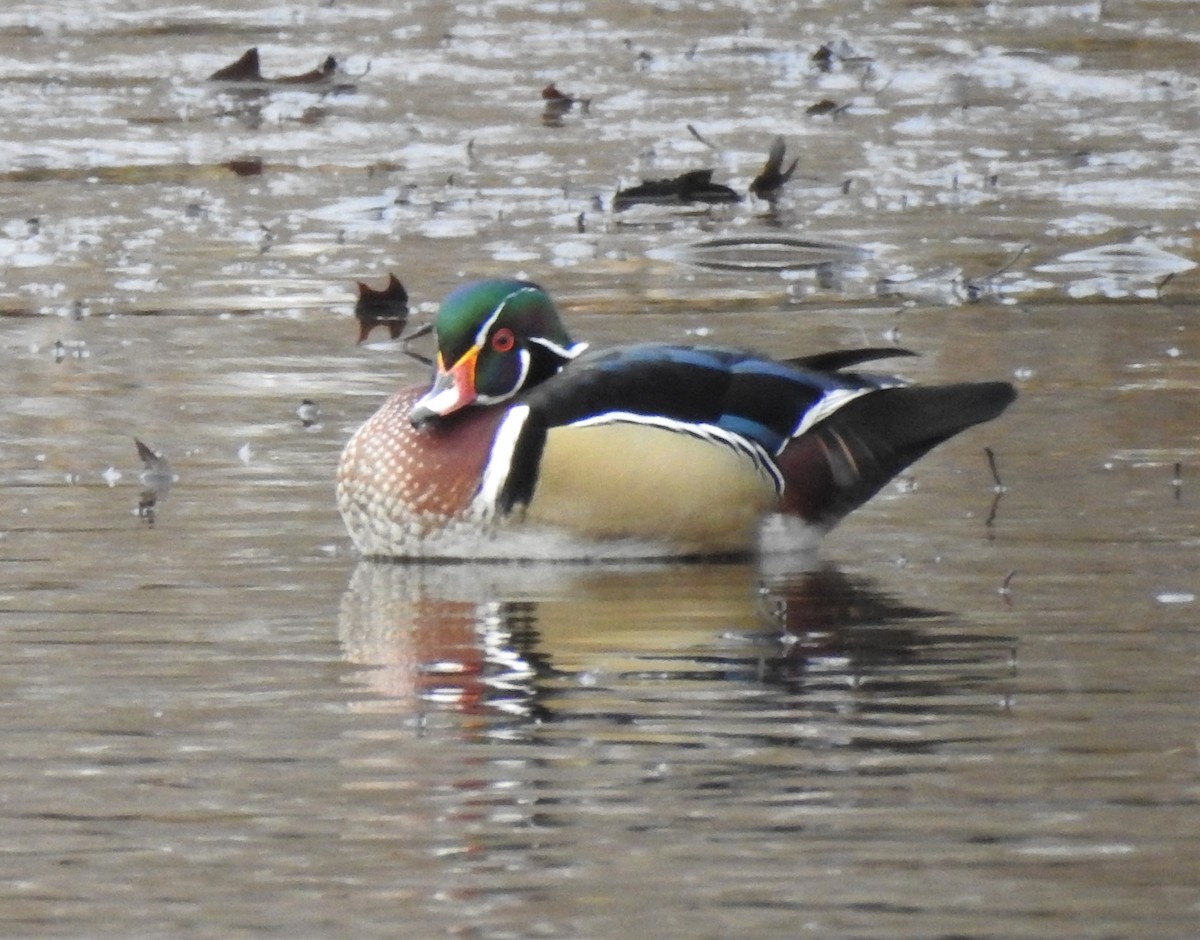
[491,327,516,353]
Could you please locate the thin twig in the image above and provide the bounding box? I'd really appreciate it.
[341,59,372,82]
[982,243,1030,281]
[984,491,1003,532]
[999,569,1016,605]
[686,123,719,150]
[400,322,434,366]
[984,447,1006,492]
[966,243,1030,300]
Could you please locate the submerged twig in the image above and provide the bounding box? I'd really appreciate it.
[984,446,1006,491]
[983,447,1007,535]
[344,59,372,82]
[998,569,1016,605]
[984,242,1030,281]
[686,123,719,150]
[1156,270,1176,301]
[966,243,1029,301]
[984,491,1003,534]
[400,321,435,366]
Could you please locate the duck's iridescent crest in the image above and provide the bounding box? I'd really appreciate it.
[410,279,587,425]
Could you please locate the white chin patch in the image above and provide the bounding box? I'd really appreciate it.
[415,384,466,416]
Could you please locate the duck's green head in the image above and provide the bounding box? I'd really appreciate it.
[410,279,587,426]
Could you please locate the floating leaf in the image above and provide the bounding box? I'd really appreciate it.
[224,157,263,177]
[805,99,842,116]
[356,273,410,343]
[749,137,799,201]
[541,83,590,126]
[613,169,740,211]
[209,47,263,82]
[209,47,343,88]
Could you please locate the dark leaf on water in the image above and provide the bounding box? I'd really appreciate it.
[224,157,263,177]
[613,168,741,211]
[541,83,591,126]
[809,40,872,73]
[811,43,836,72]
[135,438,166,471]
[274,55,338,86]
[805,98,841,116]
[208,47,341,87]
[355,273,410,343]
[209,47,262,82]
[749,136,799,200]
[134,438,174,524]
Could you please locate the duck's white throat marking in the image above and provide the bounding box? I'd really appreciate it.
[476,404,532,516]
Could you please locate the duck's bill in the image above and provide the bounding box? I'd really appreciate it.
[409,352,477,426]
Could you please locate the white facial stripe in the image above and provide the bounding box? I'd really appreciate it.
[472,285,541,349]
[475,349,531,405]
[529,336,589,360]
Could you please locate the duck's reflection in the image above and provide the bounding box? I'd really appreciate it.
[752,565,941,683]
[338,564,556,720]
[338,556,1015,726]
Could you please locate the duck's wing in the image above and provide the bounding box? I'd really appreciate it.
[534,344,882,450]
[487,344,898,516]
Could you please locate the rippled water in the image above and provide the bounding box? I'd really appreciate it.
[1,1,1198,937]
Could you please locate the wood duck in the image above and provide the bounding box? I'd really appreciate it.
[337,279,1015,560]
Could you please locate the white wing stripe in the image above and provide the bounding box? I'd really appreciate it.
[788,387,875,440]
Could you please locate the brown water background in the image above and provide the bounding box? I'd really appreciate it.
[1,1,1198,937]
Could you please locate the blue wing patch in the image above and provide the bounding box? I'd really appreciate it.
[730,357,844,389]
[716,413,787,453]
[594,346,729,372]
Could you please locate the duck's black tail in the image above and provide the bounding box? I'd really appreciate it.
[778,381,1016,529]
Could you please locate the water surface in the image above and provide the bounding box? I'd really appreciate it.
[0,1,1198,937]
